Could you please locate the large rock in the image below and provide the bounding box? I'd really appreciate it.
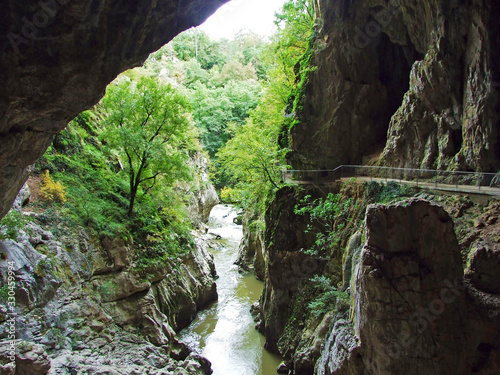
[0,213,216,373]
[287,0,500,173]
[235,214,266,280]
[315,199,469,375]
[0,0,228,219]
[354,199,467,374]
[187,152,219,223]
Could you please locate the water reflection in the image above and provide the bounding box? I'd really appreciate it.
[180,205,281,375]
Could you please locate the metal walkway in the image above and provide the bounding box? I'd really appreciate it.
[281,165,500,197]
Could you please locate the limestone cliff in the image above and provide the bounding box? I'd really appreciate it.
[261,184,500,374]
[234,214,266,281]
[263,1,500,370]
[315,198,500,375]
[288,0,500,173]
[0,187,217,374]
[186,153,219,223]
[0,0,229,219]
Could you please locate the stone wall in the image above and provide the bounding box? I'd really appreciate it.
[288,0,500,173]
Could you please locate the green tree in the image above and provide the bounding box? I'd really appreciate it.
[189,79,261,157]
[171,29,226,69]
[267,0,315,97]
[102,76,195,216]
[216,0,316,226]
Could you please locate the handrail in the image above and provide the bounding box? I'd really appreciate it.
[281,165,500,195]
[285,165,498,177]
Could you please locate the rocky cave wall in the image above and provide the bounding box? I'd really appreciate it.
[0,0,229,219]
[260,2,500,372]
[0,184,218,374]
[288,0,500,173]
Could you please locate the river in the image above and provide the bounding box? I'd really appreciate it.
[180,204,281,375]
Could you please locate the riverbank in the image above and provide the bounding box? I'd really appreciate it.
[180,205,282,375]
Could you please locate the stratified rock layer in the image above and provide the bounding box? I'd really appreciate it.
[0,188,217,374]
[354,199,467,374]
[289,0,500,173]
[313,198,500,375]
[0,0,228,218]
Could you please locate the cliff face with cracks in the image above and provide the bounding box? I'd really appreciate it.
[288,0,500,173]
[260,183,500,374]
[0,185,218,374]
[0,0,228,219]
[262,3,500,369]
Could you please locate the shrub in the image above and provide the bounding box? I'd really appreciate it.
[220,186,237,203]
[40,170,67,204]
[365,181,414,203]
[0,210,32,240]
[98,280,118,301]
[308,275,349,317]
[294,192,356,256]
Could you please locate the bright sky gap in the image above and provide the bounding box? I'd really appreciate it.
[198,0,288,39]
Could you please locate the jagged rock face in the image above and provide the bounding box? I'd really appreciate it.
[0,0,228,219]
[0,189,217,374]
[314,198,500,375]
[354,199,467,374]
[260,187,325,353]
[289,0,500,172]
[235,215,266,280]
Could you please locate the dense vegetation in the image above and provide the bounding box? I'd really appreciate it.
[1,0,317,270]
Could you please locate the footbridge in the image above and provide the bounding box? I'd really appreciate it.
[281,165,500,197]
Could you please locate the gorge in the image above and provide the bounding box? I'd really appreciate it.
[1,0,500,374]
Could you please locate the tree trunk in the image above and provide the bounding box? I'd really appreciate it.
[128,184,138,216]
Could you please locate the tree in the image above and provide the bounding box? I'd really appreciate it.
[189,79,262,157]
[216,0,316,224]
[102,76,195,216]
[216,84,288,217]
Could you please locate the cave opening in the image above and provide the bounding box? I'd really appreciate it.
[366,32,422,159]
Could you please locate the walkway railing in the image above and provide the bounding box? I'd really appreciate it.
[281,165,500,195]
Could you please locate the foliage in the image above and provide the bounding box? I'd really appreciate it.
[98,280,119,301]
[294,192,356,256]
[0,285,9,303]
[102,76,196,216]
[216,89,288,218]
[30,1,320,271]
[220,186,237,203]
[40,170,67,204]
[170,29,226,70]
[214,0,316,228]
[308,275,349,317]
[35,75,200,266]
[189,79,262,157]
[365,181,415,203]
[0,210,32,241]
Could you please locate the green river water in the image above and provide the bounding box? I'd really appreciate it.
[179,204,281,375]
